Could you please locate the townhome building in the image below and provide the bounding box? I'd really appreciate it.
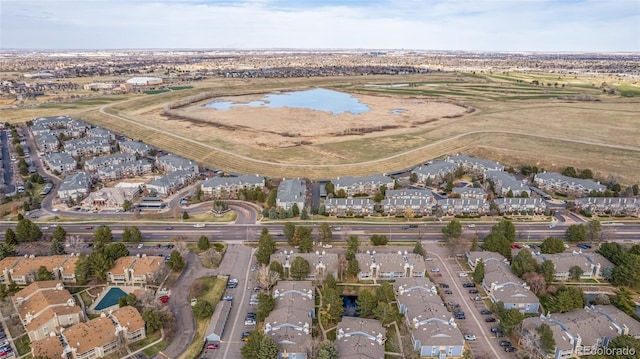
[155,154,199,173]
[466,251,510,270]
[42,152,76,174]
[411,161,458,185]
[270,251,338,280]
[522,305,640,359]
[264,281,315,359]
[8,255,78,285]
[393,277,464,358]
[0,257,20,284]
[84,153,136,172]
[201,174,265,198]
[575,197,640,217]
[106,255,164,286]
[381,189,435,216]
[109,306,146,344]
[63,138,112,157]
[86,127,115,141]
[13,281,83,341]
[531,250,614,280]
[481,258,540,314]
[119,140,154,156]
[31,116,89,138]
[146,170,197,197]
[452,187,487,199]
[55,256,79,284]
[336,317,385,359]
[30,335,67,359]
[332,174,394,196]
[485,170,531,197]
[437,198,490,216]
[64,317,120,359]
[35,133,60,153]
[324,198,375,216]
[494,198,547,214]
[356,251,426,280]
[534,172,606,197]
[276,179,307,211]
[445,155,504,178]
[58,172,91,200]
[96,160,153,181]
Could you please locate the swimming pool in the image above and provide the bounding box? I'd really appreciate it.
[94,287,127,310]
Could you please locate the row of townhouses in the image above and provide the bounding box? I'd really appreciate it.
[0,254,165,287]
[12,280,146,359]
[533,172,607,197]
[393,277,465,357]
[531,250,614,281]
[336,317,386,359]
[270,250,427,281]
[467,252,541,314]
[574,197,640,216]
[522,305,640,359]
[264,281,315,358]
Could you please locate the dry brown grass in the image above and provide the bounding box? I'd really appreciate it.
[8,72,640,183]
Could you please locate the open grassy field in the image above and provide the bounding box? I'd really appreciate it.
[7,72,640,183]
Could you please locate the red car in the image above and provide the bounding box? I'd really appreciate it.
[85,226,94,230]
[206,343,220,350]
[510,244,521,249]
[159,295,169,304]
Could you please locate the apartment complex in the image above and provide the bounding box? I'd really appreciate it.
[270,251,338,280]
[106,255,165,286]
[356,252,426,280]
[336,317,385,359]
[534,172,606,197]
[531,251,614,280]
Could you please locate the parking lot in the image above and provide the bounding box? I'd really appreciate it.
[425,243,517,359]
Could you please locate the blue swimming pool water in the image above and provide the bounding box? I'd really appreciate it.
[95,287,127,310]
[203,88,371,115]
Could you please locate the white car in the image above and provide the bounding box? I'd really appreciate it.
[458,273,468,277]
[464,334,476,341]
[431,267,440,272]
[468,224,476,228]
[424,257,433,261]
[193,223,205,228]
[244,319,256,326]
[322,244,333,249]
[137,243,144,249]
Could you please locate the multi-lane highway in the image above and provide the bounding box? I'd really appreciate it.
[1,221,638,243]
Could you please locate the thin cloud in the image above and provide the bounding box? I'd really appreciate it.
[0,0,638,51]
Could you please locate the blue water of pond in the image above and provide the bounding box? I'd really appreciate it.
[204,88,370,115]
[390,109,407,114]
[342,295,359,317]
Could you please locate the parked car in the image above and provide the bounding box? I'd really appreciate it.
[424,257,433,261]
[499,340,512,347]
[444,290,453,295]
[462,283,476,288]
[469,289,479,294]
[159,295,169,304]
[250,265,259,272]
[322,244,333,249]
[485,317,497,322]
[464,334,476,341]
[244,318,256,326]
[137,243,144,249]
[431,267,440,272]
[480,309,492,315]
[223,295,233,301]
[241,332,251,341]
[439,283,450,288]
[205,343,220,350]
[458,272,468,277]
[490,326,501,333]
[504,346,516,352]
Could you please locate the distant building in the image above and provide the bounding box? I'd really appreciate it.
[146,170,197,196]
[126,77,163,86]
[155,154,199,174]
[446,155,504,178]
[452,187,487,200]
[324,198,375,216]
[531,250,614,281]
[574,197,640,217]
[332,174,394,196]
[494,198,547,214]
[437,198,490,216]
[42,152,76,175]
[201,175,265,198]
[119,140,154,156]
[411,161,458,185]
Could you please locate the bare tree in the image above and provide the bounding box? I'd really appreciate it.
[257,265,280,291]
[523,272,547,296]
[171,237,189,254]
[200,248,222,266]
[65,235,85,253]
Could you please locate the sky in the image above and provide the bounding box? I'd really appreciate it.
[1,0,639,51]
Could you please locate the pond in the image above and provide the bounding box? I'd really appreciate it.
[342,295,359,317]
[203,88,371,115]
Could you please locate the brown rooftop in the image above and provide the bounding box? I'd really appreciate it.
[59,256,79,275]
[131,256,163,275]
[26,305,83,331]
[17,288,75,320]
[0,256,19,271]
[64,317,117,355]
[15,280,63,300]
[10,255,70,278]
[30,335,65,359]
[110,306,145,333]
[108,256,136,275]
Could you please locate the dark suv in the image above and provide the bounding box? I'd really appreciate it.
[462,283,476,288]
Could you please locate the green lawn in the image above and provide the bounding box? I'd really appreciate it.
[129,330,165,355]
[14,335,31,356]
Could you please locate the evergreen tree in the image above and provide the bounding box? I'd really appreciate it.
[52,226,67,242]
[4,228,17,246]
[356,290,377,318]
[473,259,485,283]
[168,250,186,271]
[290,257,310,280]
[256,228,277,265]
[198,235,211,251]
[49,237,66,255]
[413,241,424,256]
[37,266,53,281]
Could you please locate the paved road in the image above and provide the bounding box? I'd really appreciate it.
[158,251,216,359]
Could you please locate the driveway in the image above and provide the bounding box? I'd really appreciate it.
[0,130,15,193]
[155,252,216,359]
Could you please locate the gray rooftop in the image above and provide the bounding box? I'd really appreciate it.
[531,251,614,275]
[485,170,530,192]
[452,187,487,196]
[59,172,90,193]
[277,179,307,204]
[336,317,385,359]
[147,170,194,188]
[412,161,458,176]
[534,172,606,192]
[332,174,394,188]
[446,155,503,170]
[201,174,265,189]
[156,154,198,173]
[119,141,153,154]
[85,153,135,168]
[356,252,426,277]
[385,189,434,199]
[43,152,76,166]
